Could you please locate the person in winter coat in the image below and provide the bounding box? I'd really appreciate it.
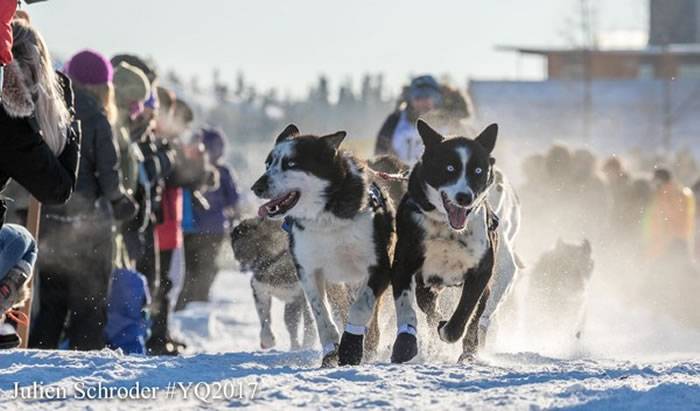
[0,0,16,88]
[29,49,137,351]
[375,75,441,165]
[148,93,193,356]
[374,75,472,166]
[643,168,696,262]
[119,80,179,356]
[0,19,80,349]
[110,56,175,309]
[177,128,239,309]
[112,61,151,270]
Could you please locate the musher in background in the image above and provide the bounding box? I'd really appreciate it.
[374,74,471,166]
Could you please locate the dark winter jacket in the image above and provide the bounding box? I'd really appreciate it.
[74,88,123,206]
[138,135,176,224]
[374,110,401,157]
[43,88,123,219]
[38,87,131,274]
[0,70,81,228]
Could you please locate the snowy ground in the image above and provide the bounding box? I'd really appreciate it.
[1,270,700,410]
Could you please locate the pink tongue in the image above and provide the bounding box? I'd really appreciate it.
[447,204,468,229]
[257,205,269,218]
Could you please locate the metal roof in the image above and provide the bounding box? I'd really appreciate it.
[498,44,700,57]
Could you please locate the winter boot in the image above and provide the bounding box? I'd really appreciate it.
[0,314,19,349]
[146,335,184,356]
[147,306,186,356]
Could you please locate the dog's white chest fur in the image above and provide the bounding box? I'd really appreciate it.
[292,211,377,285]
[419,207,489,286]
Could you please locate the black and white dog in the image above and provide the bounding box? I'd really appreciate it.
[251,125,395,367]
[231,217,317,350]
[390,119,520,363]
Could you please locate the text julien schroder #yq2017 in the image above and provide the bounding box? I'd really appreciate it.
[8,380,259,402]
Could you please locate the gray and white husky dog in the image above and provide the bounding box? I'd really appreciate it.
[231,217,316,350]
[390,119,521,363]
[251,124,395,367]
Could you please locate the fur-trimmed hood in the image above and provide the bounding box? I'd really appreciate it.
[1,60,34,118]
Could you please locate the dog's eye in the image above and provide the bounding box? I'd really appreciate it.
[446,165,455,173]
[475,167,483,175]
[288,161,297,168]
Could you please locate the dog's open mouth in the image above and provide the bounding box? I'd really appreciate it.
[258,191,300,218]
[441,192,469,230]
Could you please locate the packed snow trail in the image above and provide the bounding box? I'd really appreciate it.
[1,271,700,410]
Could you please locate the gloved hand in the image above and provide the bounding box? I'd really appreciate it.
[111,191,139,221]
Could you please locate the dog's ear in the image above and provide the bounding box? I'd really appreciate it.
[321,131,347,150]
[417,119,444,148]
[275,124,300,144]
[475,123,498,154]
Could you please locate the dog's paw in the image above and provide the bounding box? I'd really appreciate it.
[338,332,364,366]
[363,348,378,363]
[437,321,462,343]
[458,350,477,364]
[302,328,317,349]
[437,321,450,342]
[321,344,339,368]
[391,333,418,363]
[260,331,276,350]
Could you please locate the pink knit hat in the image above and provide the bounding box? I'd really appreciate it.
[65,49,113,85]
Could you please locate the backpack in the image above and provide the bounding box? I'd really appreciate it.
[105,268,151,354]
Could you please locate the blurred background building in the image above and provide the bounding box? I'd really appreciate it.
[471,0,700,157]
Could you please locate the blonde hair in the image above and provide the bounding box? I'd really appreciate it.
[76,82,117,125]
[11,19,70,155]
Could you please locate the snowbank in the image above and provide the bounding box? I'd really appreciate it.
[1,271,700,410]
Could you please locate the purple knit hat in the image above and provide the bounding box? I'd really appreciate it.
[65,49,113,85]
[200,128,226,161]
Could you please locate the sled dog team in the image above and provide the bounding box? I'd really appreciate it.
[239,118,521,367]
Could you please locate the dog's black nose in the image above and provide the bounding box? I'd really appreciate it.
[455,192,474,207]
[251,176,268,197]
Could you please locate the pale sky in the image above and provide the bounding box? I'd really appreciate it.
[27,0,647,97]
